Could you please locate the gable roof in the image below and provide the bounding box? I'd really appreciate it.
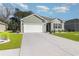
[0,17,9,25]
[21,14,47,23]
[21,14,64,23]
[52,18,64,23]
[0,19,7,25]
[0,21,7,25]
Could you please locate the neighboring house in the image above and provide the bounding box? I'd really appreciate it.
[0,21,7,32]
[65,19,79,31]
[21,14,64,33]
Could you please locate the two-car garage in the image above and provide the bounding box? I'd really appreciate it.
[21,14,46,33]
[24,24,43,33]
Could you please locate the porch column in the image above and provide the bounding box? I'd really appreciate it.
[21,20,24,33]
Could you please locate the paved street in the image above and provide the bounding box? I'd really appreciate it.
[0,48,20,56]
[20,33,79,56]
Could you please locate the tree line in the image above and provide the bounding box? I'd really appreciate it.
[0,8,33,33]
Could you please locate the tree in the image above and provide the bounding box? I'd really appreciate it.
[8,17,20,32]
[8,10,33,32]
[14,11,33,18]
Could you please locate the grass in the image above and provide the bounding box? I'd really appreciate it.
[53,32,79,42]
[0,32,23,50]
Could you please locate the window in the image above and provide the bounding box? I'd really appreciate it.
[53,23,57,28]
[53,23,62,29]
[58,24,62,28]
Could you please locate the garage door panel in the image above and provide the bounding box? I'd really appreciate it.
[24,25,42,33]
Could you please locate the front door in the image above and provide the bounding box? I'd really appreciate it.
[46,23,51,32]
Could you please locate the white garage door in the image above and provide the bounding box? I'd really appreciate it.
[24,24,43,33]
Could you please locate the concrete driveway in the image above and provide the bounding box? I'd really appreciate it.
[20,33,79,56]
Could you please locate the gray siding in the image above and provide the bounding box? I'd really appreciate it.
[51,19,64,31]
[22,15,45,25]
[21,14,46,33]
[65,19,79,31]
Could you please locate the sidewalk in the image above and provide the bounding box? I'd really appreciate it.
[0,48,20,56]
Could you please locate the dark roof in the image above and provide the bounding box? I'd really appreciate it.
[0,21,7,25]
[52,18,64,23]
[40,16,54,23]
[41,16,53,21]
[65,19,79,23]
[41,16,64,23]
[0,18,8,25]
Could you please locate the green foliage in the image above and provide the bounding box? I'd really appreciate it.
[8,17,20,32]
[8,10,33,32]
[54,32,79,41]
[14,11,33,18]
[0,32,23,50]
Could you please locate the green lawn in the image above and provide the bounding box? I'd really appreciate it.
[0,32,23,50]
[53,32,79,42]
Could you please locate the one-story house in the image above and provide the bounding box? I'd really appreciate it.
[65,19,79,31]
[21,14,64,33]
[0,21,7,32]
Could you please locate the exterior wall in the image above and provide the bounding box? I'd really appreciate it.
[51,19,64,32]
[51,23,54,31]
[21,15,47,33]
[21,20,24,33]
[0,24,6,32]
[42,23,46,32]
[61,22,64,31]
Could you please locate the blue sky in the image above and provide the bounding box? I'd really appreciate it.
[1,3,78,20]
[24,3,79,20]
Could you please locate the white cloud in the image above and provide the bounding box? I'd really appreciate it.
[0,3,3,7]
[36,6,49,12]
[18,3,28,9]
[60,3,77,7]
[52,6,69,13]
[59,3,77,10]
